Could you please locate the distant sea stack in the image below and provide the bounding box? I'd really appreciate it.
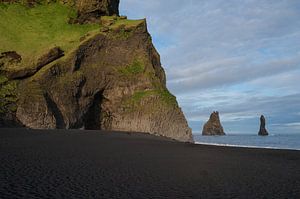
[202,111,226,136]
[258,115,269,136]
[0,0,193,142]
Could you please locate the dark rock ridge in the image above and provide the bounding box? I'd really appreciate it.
[258,115,268,136]
[75,0,120,24]
[0,51,22,63]
[36,47,64,71]
[202,111,226,136]
[1,48,64,80]
[0,2,193,142]
[0,0,120,24]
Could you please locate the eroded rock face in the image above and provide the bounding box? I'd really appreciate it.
[2,20,193,142]
[75,0,120,24]
[1,48,64,80]
[0,51,22,63]
[258,115,269,136]
[0,51,22,72]
[36,47,64,70]
[202,111,225,136]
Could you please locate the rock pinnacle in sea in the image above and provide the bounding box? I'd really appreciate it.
[258,115,269,136]
[202,111,226,136]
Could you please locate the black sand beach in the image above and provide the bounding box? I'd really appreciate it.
[0,129,299,199]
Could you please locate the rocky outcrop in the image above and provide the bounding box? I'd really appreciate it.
[0,51,22,63]
[36,47,64,70]
[1,48,64,80]
[0,2,193,142]
[75,0,120,24]
[258,115,269,136]
[202,111,225,136]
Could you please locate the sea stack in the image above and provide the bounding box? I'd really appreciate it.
[202,111,226,136]
[258,115,269,136]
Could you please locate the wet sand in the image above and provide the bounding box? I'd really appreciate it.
[0,128,299,199]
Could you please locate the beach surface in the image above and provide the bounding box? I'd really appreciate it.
[0,128,299,199]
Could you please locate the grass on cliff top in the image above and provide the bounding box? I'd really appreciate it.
[0,2,99,67]
[101,16,144,40]
[101,16,144,29]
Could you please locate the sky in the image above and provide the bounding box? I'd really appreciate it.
[120,0,300,135]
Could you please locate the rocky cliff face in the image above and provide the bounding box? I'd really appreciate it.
[202,111,225,136]
[0,1,193,142]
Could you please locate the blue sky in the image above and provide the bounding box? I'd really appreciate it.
[120,0,300,135]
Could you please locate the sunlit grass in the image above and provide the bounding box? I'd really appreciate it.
[0,2,99,66]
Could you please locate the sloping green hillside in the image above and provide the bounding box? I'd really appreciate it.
[0,3,99,64]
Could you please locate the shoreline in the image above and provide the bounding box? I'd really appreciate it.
[1,128,300,198]
[195,141,300,151]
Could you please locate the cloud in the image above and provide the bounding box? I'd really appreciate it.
[273,122,300,127]
[168,55,300,93]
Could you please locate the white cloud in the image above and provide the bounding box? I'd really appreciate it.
[168,55,300,93]
[275,122,300,127]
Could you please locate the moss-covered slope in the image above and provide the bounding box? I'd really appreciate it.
[0,1,193,142]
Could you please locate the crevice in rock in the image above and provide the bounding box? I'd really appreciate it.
[75,76,87,99]
[44,92,66,129]
[73,51,85,72]
[84,91,103,130]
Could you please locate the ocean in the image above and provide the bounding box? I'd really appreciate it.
[194,134,300,151]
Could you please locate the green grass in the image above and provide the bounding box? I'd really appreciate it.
[124,88,178,112]
[0,75,8,85]
[130,90,155,103]
[158,89,177,106]
[0,2,99,68]
[117,28,131,39]
[118,59,145,76]
[0,75,17,113]
[101,16,144,30]
[101,16,144,40]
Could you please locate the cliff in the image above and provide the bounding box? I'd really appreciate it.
[0,1,193,142]
[202,111,226,136]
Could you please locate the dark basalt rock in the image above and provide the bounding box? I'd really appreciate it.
[258,115,269,136]
[0,51,22,63]
[75,0,120,24]
[36,47,64,70]
[0,51,22,70]
[202,111,226,136]
[0,113,23,127]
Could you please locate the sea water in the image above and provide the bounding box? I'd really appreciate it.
[194,134,300,150]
